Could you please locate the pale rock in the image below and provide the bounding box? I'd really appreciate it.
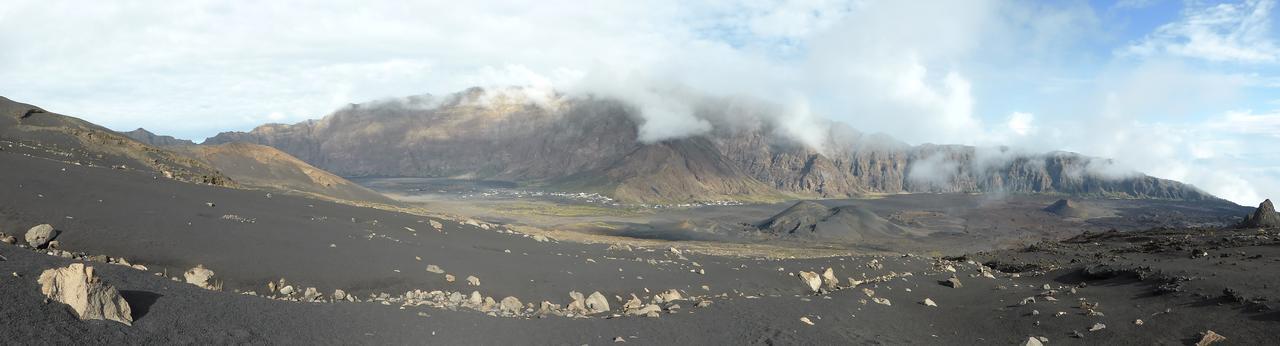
[183,265,219,290]
[499,296,522,315]
[25,224,56,249]
[1196,330,1225,346]
[798,271,822,293]
[585,291,610,314]
[821,267,839,289]
[38,263,132,325]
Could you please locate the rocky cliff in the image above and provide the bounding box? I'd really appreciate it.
[205,87,1218,204]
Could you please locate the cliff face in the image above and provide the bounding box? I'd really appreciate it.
[205,88,1218,204]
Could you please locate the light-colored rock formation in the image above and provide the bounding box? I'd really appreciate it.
[25,224,56,248]
[38,263,133,325]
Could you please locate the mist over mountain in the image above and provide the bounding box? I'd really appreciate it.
[206,87,1217,204]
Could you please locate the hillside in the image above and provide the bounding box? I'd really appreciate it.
[205,87,1218,204]
[0,96,231,186]
[174,143,393,204]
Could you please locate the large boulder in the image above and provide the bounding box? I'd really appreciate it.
[183,265,219,290]
[1241,199,1280,228]
[25,224,56,249]
[38,263,133,325]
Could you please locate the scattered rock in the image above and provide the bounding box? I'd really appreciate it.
[798,271,822,293]
[38,263,132,325]
[1,233,16,244]
[1024,337,1044,346]
[872,297,891,306]
[499,296,522,315]
[799,316,814,325]
[445,274,456,282]
[466,275,480,286]
[333,289,347,301]
[426,265,445,274]
[1089,323,1106,332]
[940,277,962,288]
[1134,319,1143,326]
[585,291,611,314]
[821,267,839,289]
[25,224,56,249]
[922,298,937,307]
[1196,330,1226,346]
[183,265,220,291]
[656,289,683,303]
[279,285,295,296]
[614,336,626,343]
[302,287,322,302]
[532,234,549,242]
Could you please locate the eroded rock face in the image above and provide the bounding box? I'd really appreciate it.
[38,263,133,326]
[25,224,56,249]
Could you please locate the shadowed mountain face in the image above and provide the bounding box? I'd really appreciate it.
[205,87,1219,204]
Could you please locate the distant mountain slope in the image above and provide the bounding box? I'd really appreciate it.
[174,143,393,204]
[0,96,388,205]
[0,96,231,185]
[120,128,195,146]
[205,87,1219,204]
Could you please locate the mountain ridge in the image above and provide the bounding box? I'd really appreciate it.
[204,87,1221,204]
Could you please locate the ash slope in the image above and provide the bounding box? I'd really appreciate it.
[0,96,230,186]
[0,96,386,205]
[206,87,1215,204]
[0,151,1274,344]
[172,142,394,204]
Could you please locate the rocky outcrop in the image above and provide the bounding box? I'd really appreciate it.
[38,263,133,325]
[1240,199,1280,228]
[204,87,1218,204]
[1044,199,1086,218]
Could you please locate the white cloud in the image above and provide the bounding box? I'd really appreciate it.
[1124,0,1280,63]
[1006,112,1036,136]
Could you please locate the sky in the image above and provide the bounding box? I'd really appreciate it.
[0,0,1278,205]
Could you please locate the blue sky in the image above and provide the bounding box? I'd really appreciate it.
[0,0,1277,205]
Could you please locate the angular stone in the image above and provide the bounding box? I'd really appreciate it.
[38,263,132,326]
[25,224,56,249]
